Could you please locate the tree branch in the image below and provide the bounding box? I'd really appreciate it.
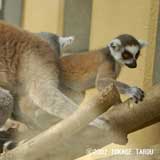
[2,85,160,160]
[36,84,160,160]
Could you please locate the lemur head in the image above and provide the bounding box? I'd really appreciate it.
[36,32,74,56]
[108,34,147,68]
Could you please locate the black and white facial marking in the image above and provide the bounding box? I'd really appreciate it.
[36,32,74,56]
[108,34,147,68]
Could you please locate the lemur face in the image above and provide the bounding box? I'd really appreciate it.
[59,36,75,49]
[108,34,147,68]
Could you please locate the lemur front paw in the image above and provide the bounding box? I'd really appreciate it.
[127,87,144,103]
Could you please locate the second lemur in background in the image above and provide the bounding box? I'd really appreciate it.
[36,32,74,58]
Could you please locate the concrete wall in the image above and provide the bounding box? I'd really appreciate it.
[4,0,23,26]
[22,0,64,34]
[63,0,92,52]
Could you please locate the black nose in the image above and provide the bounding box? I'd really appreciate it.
[125,61,137,68]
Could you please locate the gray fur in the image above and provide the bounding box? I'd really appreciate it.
[36,32,74,58]
[36,32,60,58]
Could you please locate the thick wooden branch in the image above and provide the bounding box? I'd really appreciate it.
[34,84,160,160]
[102,84,160,134]
[2,85,160,160]
[0,84,120,160]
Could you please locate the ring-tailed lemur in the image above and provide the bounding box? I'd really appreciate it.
[58,34,147,103]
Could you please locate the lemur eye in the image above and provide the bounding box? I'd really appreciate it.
[122,51,133,60]
[135,50,140,59]
[110,43,116,49]
[110,42,121,51]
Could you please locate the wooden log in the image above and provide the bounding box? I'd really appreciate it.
[39,84,160,160]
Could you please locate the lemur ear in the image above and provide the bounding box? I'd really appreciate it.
[59,36,75,49]
[109,39,122,51]
[138,40,148,48]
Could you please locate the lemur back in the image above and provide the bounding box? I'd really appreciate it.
[59,47,121,92]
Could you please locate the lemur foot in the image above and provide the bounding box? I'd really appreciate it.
[127,86,144,103]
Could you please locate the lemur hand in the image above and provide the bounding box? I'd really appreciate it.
[126,86,144,103]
